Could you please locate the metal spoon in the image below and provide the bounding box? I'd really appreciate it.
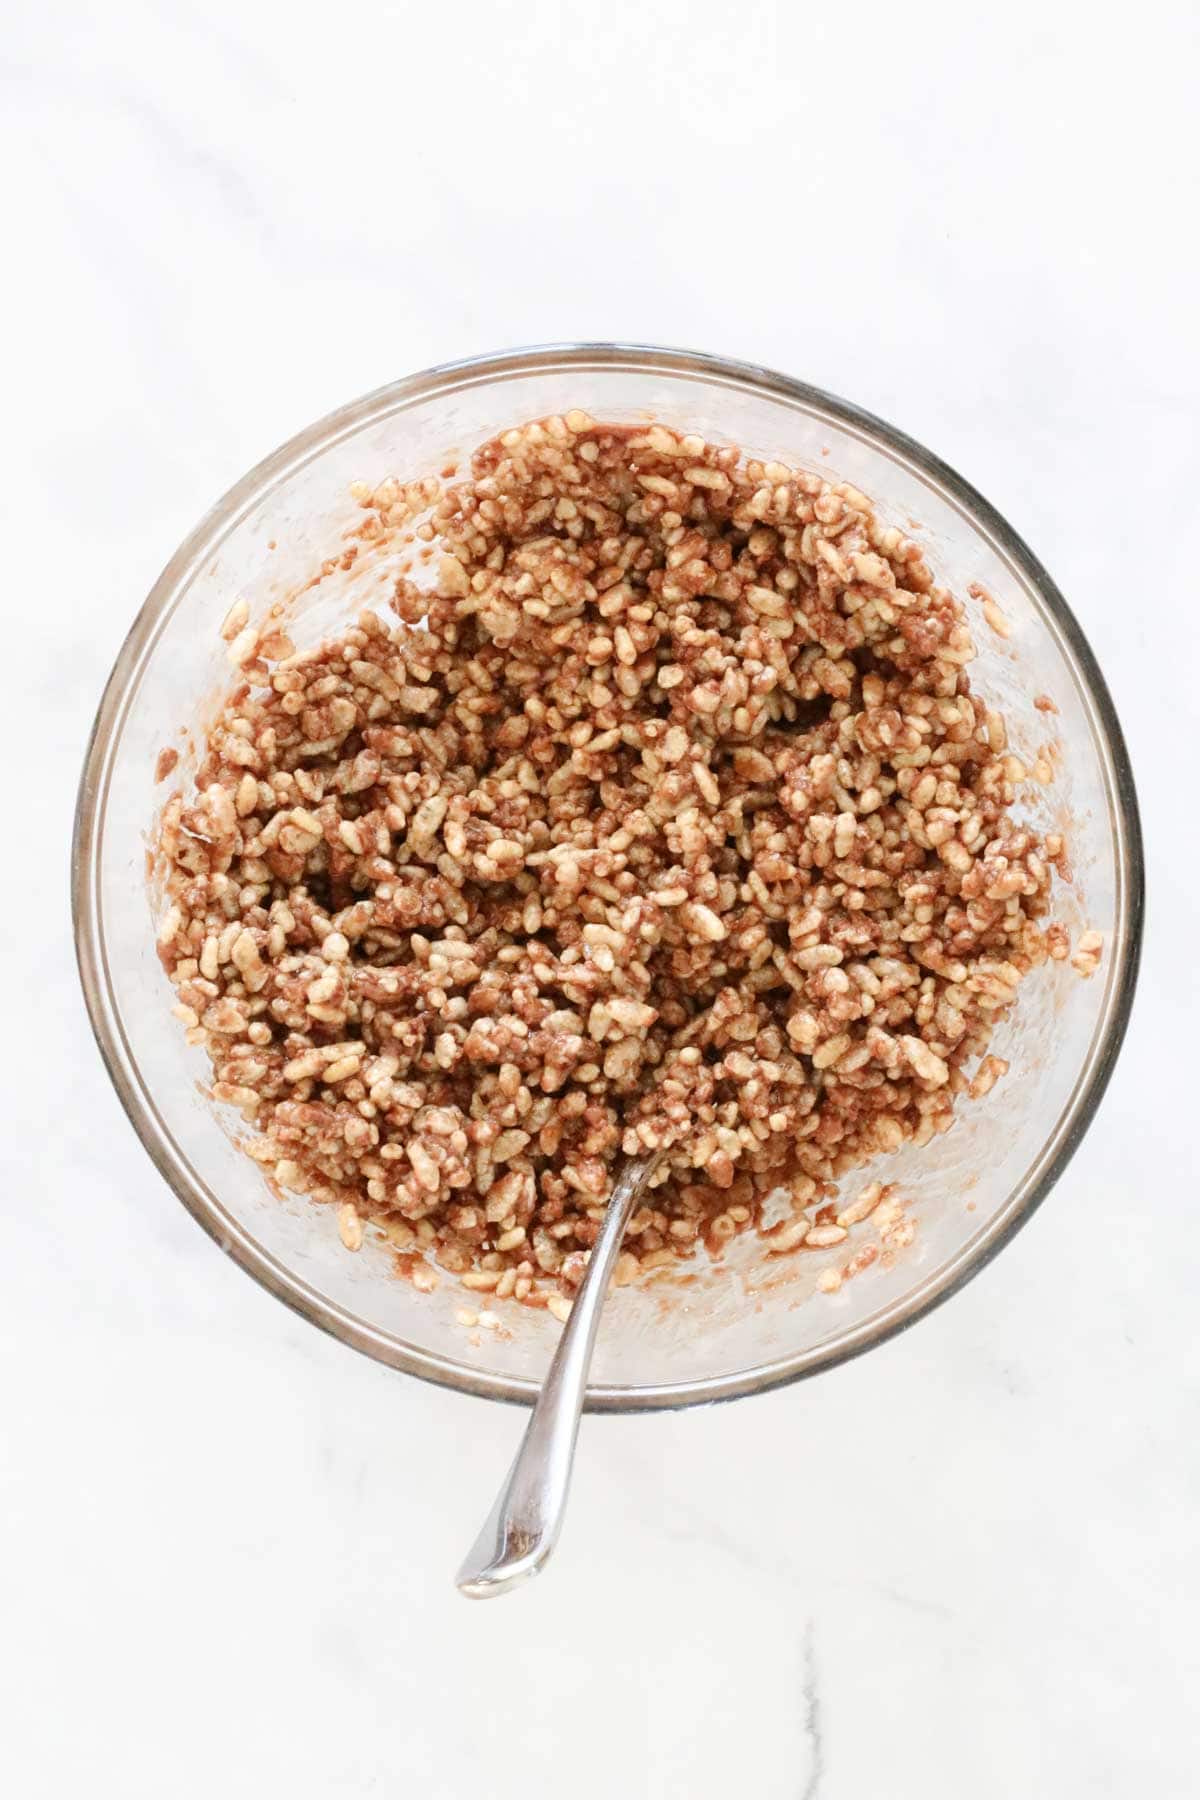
[455,1154,657,1598]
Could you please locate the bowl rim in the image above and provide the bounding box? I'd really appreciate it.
[72,341,1144,1413]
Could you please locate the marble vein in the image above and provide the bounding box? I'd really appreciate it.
[799,1620,824,1800]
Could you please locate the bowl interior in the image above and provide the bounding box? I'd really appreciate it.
[75,348,1140,1407]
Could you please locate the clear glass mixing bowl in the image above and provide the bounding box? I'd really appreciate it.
[73,345,1143,1410]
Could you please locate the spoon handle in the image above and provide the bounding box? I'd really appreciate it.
[455,1155,656,1599]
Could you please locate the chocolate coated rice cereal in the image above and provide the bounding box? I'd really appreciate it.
[155,413,1096,1310]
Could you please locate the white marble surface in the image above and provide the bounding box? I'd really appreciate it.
[4,2,1197,1794]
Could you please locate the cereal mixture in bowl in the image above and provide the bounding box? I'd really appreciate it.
[155,412,1095,1315]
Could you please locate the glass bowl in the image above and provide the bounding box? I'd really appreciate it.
[73,344,1143,1411]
